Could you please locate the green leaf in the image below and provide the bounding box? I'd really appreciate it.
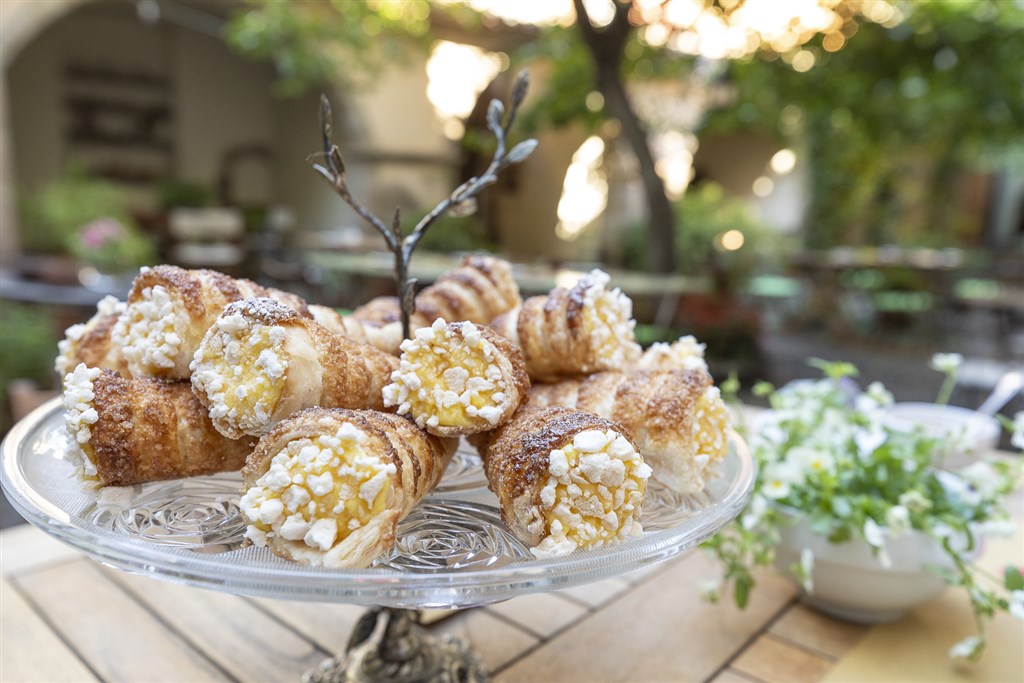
[1005,566,1024,591]
[734,574,754,609]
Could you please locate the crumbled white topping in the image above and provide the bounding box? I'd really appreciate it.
[383,319,507,428]
[576,270,641,368]
[241,424,397,556]
[62,364,102,478]
[55,297,127,375]
[637,335,708,373]
[531,428,650,559]
[114,286,187,375]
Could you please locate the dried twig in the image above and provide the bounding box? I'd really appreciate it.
[311,70,537,339]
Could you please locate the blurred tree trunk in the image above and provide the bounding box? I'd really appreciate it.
[573,0,676,273]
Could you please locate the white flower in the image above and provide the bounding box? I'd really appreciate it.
[1011,411,1024,451]
[936,470,982,507]
[959,462,1002,499]
[698,578,721,602]
[800,548,815,595]
[788,447,835,477]
[899,490,932,513]
[977,518,1016,537]
[854,423,886,457]
[1010,590,1024,620]
[742,494,768,530]
[866,381,894,407]
[948,635,982,660]
[762,461,803,500]
[930,353,963,374]
[885,505,912,538]
[863,518,892,568]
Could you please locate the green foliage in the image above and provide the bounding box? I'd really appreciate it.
[621,182,778,287]
[414,212,496,253]
[19,166,131,254]
[156,179,211,209]
[702,361,1024,661]
[706,0,1024,248]
[225,0,433,95]
[20,167,156,272]
[0,304,59,412]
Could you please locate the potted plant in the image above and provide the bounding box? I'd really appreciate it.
[704,359,1024,661]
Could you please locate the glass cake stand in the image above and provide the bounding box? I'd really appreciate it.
[2,398,755,682]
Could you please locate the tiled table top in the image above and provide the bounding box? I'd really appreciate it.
[10,513,1014,683]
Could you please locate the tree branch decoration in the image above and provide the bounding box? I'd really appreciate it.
[311,70,538,340]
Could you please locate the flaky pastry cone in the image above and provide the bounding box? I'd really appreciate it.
[351,296,402,326]
[382,319,529,437]
[62,364,254,487]
[191,298,399,439]
[239,408,456,568]
[528,370,728,494]
[308,304,403,356]
[478,406,651,559]
[112,265,310,379]
[410,254,520,328]
[490,269,641,382]
[55,296,131,377]
[634,335,708,373]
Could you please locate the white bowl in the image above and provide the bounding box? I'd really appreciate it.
[773,513,969,624]
[883,402,999,464]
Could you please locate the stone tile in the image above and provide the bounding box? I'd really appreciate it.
[432,607,539,673]
[554,577,632,609]
[732,634,832,683]
[487,592,589,637]
[497,553,796,683]
[769,605,867,660]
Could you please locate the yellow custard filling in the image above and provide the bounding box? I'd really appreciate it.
[692,386,728,474]
[240,423,397,552]
[532,428,652,558]
[383,319,506,430]
[191,314,288,435]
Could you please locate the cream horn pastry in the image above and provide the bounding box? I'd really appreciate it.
[239,408,456,568]
[410,254,521,328]
[191,298,399,439]
[479,406,651,559]
[351,296,402,326]
[634,335,708,374]
[489,269,641,382]
[381,319,529,437]
[55,296,131,376]
[112,265,311,379]
[308,304,403,356]
[528,370,728,494]
[62,364,254,487]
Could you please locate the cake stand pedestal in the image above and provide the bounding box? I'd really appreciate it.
[1,398,754,682]
[303,608,485,683]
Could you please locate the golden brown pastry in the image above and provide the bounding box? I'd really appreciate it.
[190,298,399,439]
[351,296,402,326]
[478,406,651,558]
[528,370,728,494]
[112,265,310,379]
[634,335,708,373]
[411,254,520,328]
[382,319,529,436]
[55,296,131,376]
[489,269,641,382]
[62,364,253,487]
[239,408,456,568]
[308,304,403,356]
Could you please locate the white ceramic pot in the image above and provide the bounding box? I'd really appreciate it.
[884,403,999,467]
[773,513,968,624]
